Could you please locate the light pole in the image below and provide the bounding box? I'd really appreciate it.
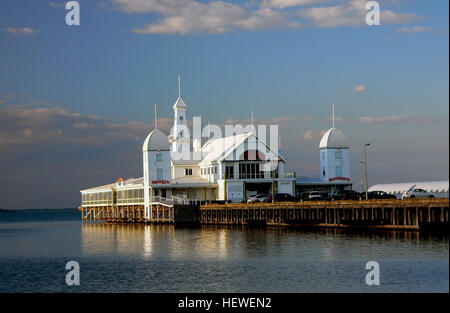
[362,143,371,200]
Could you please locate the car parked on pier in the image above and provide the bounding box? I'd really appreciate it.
[298,191,326,201]
[273,193,298,202]
[367,191,397,200]
[402,188,434,199]
[247,194,272,203]
[330,190,362,201]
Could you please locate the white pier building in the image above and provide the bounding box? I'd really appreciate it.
[81,79,297,219]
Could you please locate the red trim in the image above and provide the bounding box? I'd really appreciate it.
[152,180,170,185]
[329,177,350,182]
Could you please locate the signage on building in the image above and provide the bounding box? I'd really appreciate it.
[329,177,350,182]
[152,180,170,185]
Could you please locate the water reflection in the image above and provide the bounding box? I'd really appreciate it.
[81,222,448,263]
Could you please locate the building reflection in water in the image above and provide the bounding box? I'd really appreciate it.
[81,222,232,259]
[81,222,447,261]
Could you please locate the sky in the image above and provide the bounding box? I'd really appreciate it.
[0,0,448,209]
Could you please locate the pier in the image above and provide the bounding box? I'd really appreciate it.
[199,199,449,230]
[79,198,449,231]
[80,196,199,224]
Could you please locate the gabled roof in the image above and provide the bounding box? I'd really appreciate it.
[173,97,187,109]
[319,128,349,149]
[200,132,286,165]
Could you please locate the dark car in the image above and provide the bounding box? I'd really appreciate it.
[331,190,362,201]
[367,191,397,200]
[274,193,298,202]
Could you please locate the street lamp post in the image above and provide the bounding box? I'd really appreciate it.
[362,143,371,200]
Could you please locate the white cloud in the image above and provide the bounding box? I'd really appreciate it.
[123,0,301,34]
[109,0,422,34]
[395,26,431,33]
[49,1,66,8]
[358,115,444,124]
[260,0,322,9]
[353,84,366,93]
[303,129,326,141]
[223,115,312,129]
[299,0,421,28]
[0,105,172,147]
[4,27,38,35]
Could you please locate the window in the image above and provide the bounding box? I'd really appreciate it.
[226,166,234,179]
[179,116,184,121]
[185,168,192,176]
[335,151,341,159]
[322,169,326,176]
[335,166,342,177]
[180,131,183,138]
[157,169,163,180]
[156,153,162,161]
[322,152,325,160]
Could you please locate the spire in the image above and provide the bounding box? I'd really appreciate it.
[173,75,187,109]
[154,103,158,130]
[332,102,335,129]
[178,75,181,98]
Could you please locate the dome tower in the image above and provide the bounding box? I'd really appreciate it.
[319,104,350,182]
[143,105,171,219]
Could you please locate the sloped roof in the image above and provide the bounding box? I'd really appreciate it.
[369,181,449,193]
[200,133,250,164]
[319,128,349,149]
[143,129,171,152]
[81,177,144,192]
[173,97,187,109]
[199,132,285,165]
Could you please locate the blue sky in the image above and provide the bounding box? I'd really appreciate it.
[0,0,448,208]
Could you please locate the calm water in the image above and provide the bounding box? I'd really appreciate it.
[0,209,448,293]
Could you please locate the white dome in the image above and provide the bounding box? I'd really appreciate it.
[319,128,349,149]
[143,129,171,152]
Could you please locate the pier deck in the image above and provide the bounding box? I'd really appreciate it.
[200,199,449,230]
[79,199,449,230]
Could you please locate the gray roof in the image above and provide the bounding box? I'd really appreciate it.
[319,128,349,149]
[142,129,171,152]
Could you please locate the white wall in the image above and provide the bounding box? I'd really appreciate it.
[320,148,350,181]
[144,150,171,182]
[278,180,294,195]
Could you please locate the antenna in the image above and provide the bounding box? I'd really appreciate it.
[178,75,181,98]
[207,121,211,141]
[154,103,158,130]
[332,102,335,128]
[279,133,281,151]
